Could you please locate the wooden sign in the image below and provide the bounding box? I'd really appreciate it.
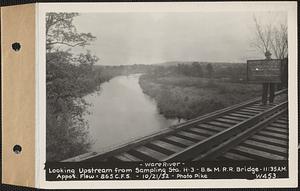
[247,59,283,83]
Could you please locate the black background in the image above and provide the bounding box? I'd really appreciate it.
[0,0,299,190]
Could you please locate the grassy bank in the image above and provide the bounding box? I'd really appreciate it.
[139,74,262,120]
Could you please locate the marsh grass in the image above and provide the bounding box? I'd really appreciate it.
[139,74,262,120]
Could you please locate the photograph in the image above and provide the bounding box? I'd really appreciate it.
[45,11,289,163]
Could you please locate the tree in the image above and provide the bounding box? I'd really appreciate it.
[252,15,288,59]
[46,13,98,161]
[206,63,214,78]
[270,24,288,59]
[177,64,182,74]
[191,62,203,77]
[251,14,288,89]
[252,16,273,56]
[46,13,95,52]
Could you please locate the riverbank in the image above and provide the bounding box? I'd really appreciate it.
[139,74,262,120]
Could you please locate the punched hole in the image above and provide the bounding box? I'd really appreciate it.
[13,145,22,154]
[12,42,21,52]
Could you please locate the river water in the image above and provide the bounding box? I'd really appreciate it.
[84,74,179,152]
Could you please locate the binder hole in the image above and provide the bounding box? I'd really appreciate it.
[12,42,21,52]
[13,145,22,154]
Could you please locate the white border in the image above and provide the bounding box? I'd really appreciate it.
[36,2,298,189]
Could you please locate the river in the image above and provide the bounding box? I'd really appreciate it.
[84,74,180,153]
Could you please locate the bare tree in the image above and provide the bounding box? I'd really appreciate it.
[270,24,288,59]
[252,14,288,90]
[252,15,288,59]
[252,15,273,56]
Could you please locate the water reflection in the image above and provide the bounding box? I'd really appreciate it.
[84,74,179,152]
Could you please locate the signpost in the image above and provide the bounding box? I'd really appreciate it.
[247,58,288,105]
[247,59,283,83]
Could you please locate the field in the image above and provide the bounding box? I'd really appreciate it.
[139,74,262,120]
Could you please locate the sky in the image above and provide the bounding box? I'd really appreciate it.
[72,11,287,65]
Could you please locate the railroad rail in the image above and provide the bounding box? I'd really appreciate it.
[64,89,288,162]
[214,111,288,161]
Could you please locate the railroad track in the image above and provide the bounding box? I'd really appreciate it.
[64,89,288,162]
[215,112,288,161]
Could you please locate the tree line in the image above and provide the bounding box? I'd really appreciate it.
[176,62,214,78]
[148,62,251,83]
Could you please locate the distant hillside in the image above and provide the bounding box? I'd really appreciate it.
[157,61,246,69]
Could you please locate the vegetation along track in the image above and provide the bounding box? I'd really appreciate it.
[64,89,288,162]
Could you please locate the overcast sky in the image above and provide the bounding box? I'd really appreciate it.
[72,12,286,65]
